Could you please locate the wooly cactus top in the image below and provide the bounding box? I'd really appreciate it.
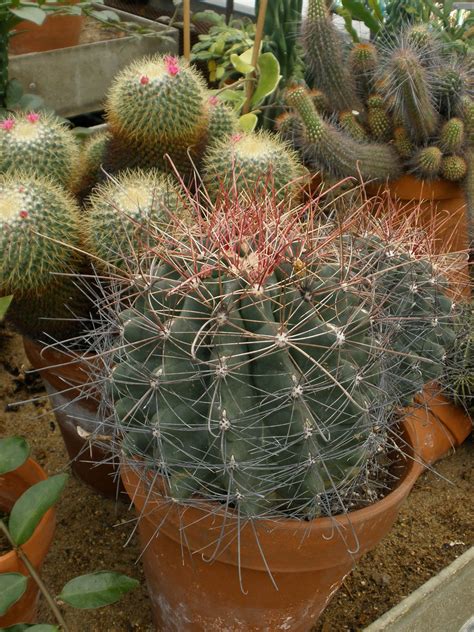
[0,173,81,294]
[0,112,80,190]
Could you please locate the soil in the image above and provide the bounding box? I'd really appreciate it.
[78,16,126,46]
[0,326,472,632]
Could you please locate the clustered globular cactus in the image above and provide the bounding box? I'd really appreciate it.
[91,192,456,519]
[287,2,473,185]
[0,112,80,190]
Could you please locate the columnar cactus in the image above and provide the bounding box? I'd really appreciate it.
[0,113,80,190]
[412,146,443,179]
[285,86,402,181]
[85,169,189,269]
[302,0,361,113]
[349,43,378,102]
[91,194,455,519]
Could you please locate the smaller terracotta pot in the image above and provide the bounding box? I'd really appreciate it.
[410,383,472,465]
[0,458,56,627]
[9,0,83,55]
[121,420,426,632]
[22,337,123,499]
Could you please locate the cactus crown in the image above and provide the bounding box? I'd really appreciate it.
[87,186,456,521]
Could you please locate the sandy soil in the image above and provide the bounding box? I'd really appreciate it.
[0,327,472,632]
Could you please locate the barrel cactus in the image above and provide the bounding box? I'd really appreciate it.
[90,194,455,520]
[0,112,80,190]
[84,169,189,269]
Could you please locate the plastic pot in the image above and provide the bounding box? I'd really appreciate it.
[22,337,123,499]
[121,419,427,631]
[0,458,56,627]
[9,1,83,55]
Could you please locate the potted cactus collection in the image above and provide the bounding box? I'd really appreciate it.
[279,0,473,257]
[0,0,471,626]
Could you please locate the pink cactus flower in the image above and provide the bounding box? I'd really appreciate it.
[0,119,15,131]
[165,55,180,76]
[26,112,40,123]
[209,96,219,107]
[19,210,29,219]
[231,133,243,143]
[140,75,150,85]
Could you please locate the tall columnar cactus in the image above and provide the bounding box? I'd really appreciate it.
[367,94,392,142]
[302,0,361,113]
[202,131,305,202]
[349,43,378,101]
[286,86,402,181]
[0,173,87,338]
[84,169,189,269]
[381,47,439,144]
[105,55,210,175]
[95,197,455,519]
[339,111,368,142]
[0,112,80,190]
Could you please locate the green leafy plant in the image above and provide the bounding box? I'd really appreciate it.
[0,436,138,630]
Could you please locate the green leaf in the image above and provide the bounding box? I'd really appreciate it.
[0,294,13,321]
[341,0,381,34]
[251,52,281,108]
[0,574,28,616]
[238,113,258,133]
[59,572,139,609]
[336,7,360,43]
[368,0,384,22]
[10,7,47,25]
[0,436,29,475]
[9,473,68,546]
[230,51,254,75]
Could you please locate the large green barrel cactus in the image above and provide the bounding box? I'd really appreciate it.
[202,130,305,202]
[84,169,189,269]
[96,202,454,520]
[105,55,209,175]
[0,112,80,190]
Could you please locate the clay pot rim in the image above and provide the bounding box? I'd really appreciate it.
[122,417,424,535]
[0,458,55,566]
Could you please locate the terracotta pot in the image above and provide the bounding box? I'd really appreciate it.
[22,337,123,499]
[121,419,426,631]
[369,175,467,254]
[409,383,472,465]
[9,1,82,55]
[0,458,55,627]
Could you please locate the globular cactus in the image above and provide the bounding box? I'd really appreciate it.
[367,94,392,142]
[302,0,361,114]
[412,146,442,179]
[105,55,210,175]
[381,46,439,144]
[0,173,87,339]
[96,195,455,519]
[0,173,81,294]
[206,97,238,144]
[0,112,80,190]
[394,126,415,159]
[76,130,112,202]
[440,118,465,153]
[84,169,189,269]
[202,131,304,202]
[286,86,402,181]
[349,43,378,101]
[440,155,468,182]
